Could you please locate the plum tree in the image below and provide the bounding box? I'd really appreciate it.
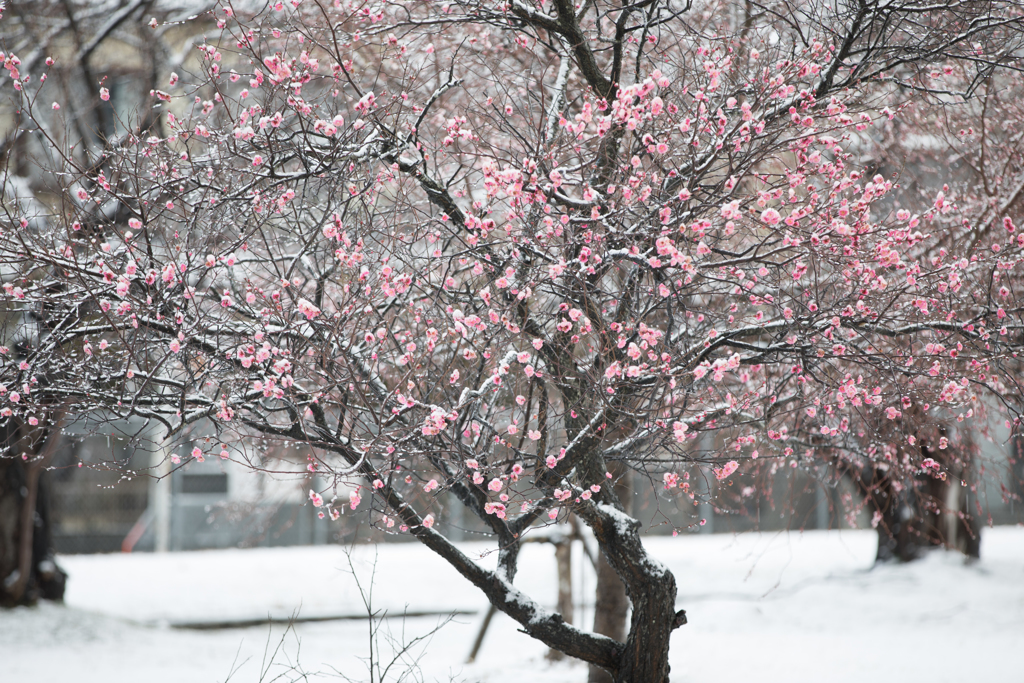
[2,0,1023,678]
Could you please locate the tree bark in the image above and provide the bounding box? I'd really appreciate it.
[548,536,574,661]
[0,416,67,606]
[579,498,679,683]
[856,446,981,563]
[589,463,632,683]
[872,475,921,562]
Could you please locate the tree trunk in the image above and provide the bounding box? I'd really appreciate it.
[614,577,679,683]
[0,418,67,606]
[0,460,66,605]
[872,475,921,562]
[590,509,678,683]
[590,463,633,683]
[857,447,981,563]
[547,536,574,661]
[589,552,631,680]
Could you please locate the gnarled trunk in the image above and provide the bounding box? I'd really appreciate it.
[579,498,682,683]
[601,527,679,683]
[615,575,679,683]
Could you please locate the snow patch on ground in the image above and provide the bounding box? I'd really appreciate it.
[1,527,1021,682]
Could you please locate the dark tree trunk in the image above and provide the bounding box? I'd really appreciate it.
[856,447,981,563]
[585,504,678,683]
[32,468,66,600]
[0,460,66,605]
[614,575,678,683]
[870,471,923,562]
[0,419,67,606]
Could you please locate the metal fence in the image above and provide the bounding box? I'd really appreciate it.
[48,430,1024,555]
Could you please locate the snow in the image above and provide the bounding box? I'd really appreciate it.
[2,527,1023,682]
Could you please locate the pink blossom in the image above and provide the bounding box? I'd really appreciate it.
[672,421,688,442]
[760,207,782,225]
[297,299,321,320]
[720,200,741,219]
[714,460,739,480]
[484,502,507,519]
[422,514,435,528]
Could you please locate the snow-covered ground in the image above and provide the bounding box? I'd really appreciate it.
[3,527,1023,682]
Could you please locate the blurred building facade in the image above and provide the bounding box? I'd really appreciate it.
[45,420,1024,554]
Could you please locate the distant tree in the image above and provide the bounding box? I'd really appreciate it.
[0,0,187,605]
[837,65,1024,561]
[2,0,1024,679]
[0,403,68,606]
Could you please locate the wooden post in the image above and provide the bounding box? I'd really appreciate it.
[548,535,574,660]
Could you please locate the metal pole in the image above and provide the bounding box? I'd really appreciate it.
[151,434,173,553]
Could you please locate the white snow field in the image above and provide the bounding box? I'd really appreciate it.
[2,527,1022,683]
